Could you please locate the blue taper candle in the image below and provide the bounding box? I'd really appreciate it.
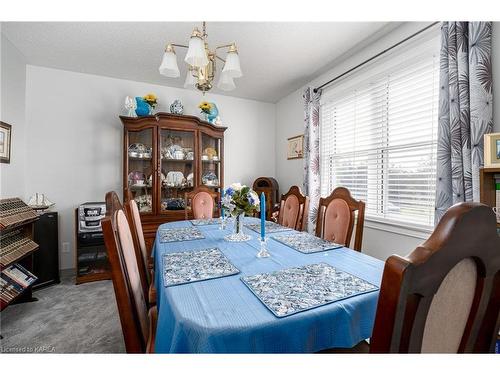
[220,188,225,218]
[260,192,266,240]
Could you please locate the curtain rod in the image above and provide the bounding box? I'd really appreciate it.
[313,22,440,93]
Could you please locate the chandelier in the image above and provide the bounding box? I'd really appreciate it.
[159,22,242,93]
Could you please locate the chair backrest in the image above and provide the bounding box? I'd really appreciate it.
[277,186,309,231]
[124,198,150,285]
[102,191,150,353]
[184,186,219,220]
[315,187,365,251]
[370,202,500,353]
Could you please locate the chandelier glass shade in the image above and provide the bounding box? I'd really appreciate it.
[159,22,242,93]
[217,71,236,91]
[184,29,209,68]
[159,46,180,78]
[183,69,197,88]
[222,46,242,78]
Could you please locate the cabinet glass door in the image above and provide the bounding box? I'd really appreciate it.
[200,133,222,192]
[126,128,154,213]
[160,129,196,212]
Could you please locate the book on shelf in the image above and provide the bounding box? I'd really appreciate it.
[0,263,38,302]
[495,177,500,208]
[3,263,37,288]
[0,275,24,304]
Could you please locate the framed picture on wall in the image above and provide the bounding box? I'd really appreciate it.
[484,133,500,168]
[0,122,12,164]
[287,135,304,160]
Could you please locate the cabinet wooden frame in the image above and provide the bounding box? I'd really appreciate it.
[120,113,227,257]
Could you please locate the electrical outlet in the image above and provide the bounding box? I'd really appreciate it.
[62,242,70,253]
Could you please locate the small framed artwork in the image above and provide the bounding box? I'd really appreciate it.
[484,133,500,168]
[0,122,12,164]
[287,135,304,160]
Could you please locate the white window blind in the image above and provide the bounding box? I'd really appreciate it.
[320,32,439,228]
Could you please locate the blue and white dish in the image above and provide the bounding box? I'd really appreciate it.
[241,263,378,317]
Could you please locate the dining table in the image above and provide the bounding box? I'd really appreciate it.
[153,217,385,353]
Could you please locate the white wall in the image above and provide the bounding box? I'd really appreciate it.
[0,33,27,199]
[25,65,276,269]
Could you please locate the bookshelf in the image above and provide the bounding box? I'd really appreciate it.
[0,198,39,311]
[479,167,500,230]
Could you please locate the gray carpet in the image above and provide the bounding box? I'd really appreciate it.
[0,271,125,353]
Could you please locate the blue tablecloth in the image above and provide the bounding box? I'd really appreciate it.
[153,218,384,353]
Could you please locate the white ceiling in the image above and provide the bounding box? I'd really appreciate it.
[2,22,396,103]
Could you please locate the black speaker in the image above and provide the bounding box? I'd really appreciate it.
[33,212,60,289]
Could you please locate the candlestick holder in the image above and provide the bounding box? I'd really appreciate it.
[257,237,270,258]
[219,214,227,230]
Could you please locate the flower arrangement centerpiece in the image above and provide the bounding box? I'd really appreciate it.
[222,183,260,242]
[198,101,219,124]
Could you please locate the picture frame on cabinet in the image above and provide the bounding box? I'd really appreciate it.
[287,134,304,160]
[0,121,12,164]
[484,133,500,168]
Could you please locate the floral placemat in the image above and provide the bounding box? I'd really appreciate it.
[241,263,378,317]
[245,221,292,234]
[163,247,239,287]
[271,232,343,253]
[190,218,221,226]
[159,227,205,243]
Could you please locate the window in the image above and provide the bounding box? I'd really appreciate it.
[320,32,439,228]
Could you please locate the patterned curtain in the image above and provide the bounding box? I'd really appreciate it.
[435,22,493,223]
[303,87,321,232]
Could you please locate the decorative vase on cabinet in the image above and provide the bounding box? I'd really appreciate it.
[120,112,227,258]
[135,97,151,117]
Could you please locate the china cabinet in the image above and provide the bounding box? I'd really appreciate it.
[120,113,227,254]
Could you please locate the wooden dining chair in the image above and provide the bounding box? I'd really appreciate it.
[184,186,220,220]
[124,192,152,273]
[106,192,148,302]
[315,187,365,251]
[369,202,500,353]
[102,192,157,353]
[124,196,156,306]
[273,186,309,231]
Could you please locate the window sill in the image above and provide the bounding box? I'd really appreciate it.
[364,217,433,240]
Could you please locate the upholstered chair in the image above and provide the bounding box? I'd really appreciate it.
[125,199,150,272]
[315,187,365,251]
[125,198,156,306]
[320,202,500,354]
[275,186,309,231]
[184,186,220,220]
[370,202,500,353]
[102,192,157,353]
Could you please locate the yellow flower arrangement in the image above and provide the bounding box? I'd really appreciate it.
[198,101,212,114]
[143,93,158,108]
